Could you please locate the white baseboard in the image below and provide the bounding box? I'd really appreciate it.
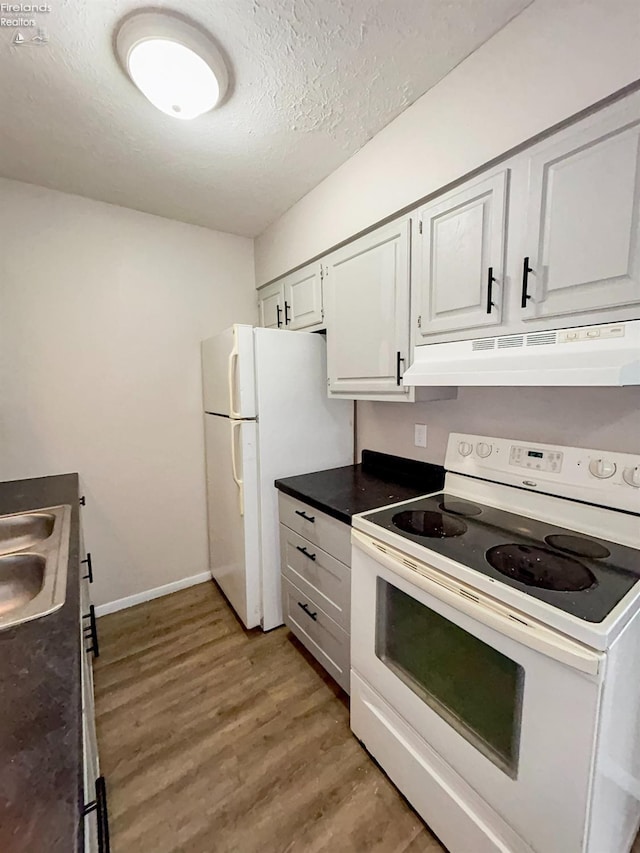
[95,571,211,617]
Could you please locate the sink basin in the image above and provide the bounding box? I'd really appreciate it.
[0,505,71,631]
[0,554,46,616]
[0,512,55,556]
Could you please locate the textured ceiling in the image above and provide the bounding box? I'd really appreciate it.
[0,0,530,236]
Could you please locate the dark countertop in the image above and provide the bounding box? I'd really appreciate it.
[0,474,82,853]
[275,450,445,524]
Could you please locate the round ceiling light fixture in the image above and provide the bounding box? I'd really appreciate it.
[116,11,229,120]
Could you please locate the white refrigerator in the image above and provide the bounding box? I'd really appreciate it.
[202,324,353,631]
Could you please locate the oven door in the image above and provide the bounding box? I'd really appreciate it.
[351,531,605,853]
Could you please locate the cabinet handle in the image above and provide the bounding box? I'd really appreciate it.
[82,552,93,584]
[276,304,282,328]
[396,352,405,386]
[294,509,315,523]
[84,776,111,853]
[284,300,290,325]
[296,545,317,561]
[83,605,100,658]
[297,601,318,621]
[486,267,497,314]
[521,256,533,308]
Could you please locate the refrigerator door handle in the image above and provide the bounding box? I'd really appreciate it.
[228,337,241,419]
[230,421,244,516]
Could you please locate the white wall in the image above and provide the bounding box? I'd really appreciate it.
[0,178,256,607]
[255,0,640,285]
[357,388,640,465]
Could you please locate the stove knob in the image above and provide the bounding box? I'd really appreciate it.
[588,458,616,479]
[476,442,492,458]
[458,441,473,457]
[623,465,640,488]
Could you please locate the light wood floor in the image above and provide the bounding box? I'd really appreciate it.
[93,582,443,853]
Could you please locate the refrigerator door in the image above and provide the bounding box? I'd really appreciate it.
[204,413,261,629]
[202,325,257,419]
[254,328,354,631]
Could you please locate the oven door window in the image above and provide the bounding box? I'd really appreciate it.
[376,578,524,777]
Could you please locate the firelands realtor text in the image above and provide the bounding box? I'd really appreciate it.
[1,3,50,27]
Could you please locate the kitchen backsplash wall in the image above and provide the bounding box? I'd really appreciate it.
[0,177,257,609]
[356,387,640,464]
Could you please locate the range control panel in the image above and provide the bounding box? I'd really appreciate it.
[446,433,640,514]
[509,445,563,474]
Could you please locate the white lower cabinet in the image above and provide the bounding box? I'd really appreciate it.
[278,493,351,693]
[80,566,109,852]
[278,492,351,565]
[81,574,101,852]
[280,526,350,631]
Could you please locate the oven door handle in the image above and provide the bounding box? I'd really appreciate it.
[352,530,603,677]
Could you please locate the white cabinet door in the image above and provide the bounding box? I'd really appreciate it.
[258,281,284,329]
[415,171,508,340]
[283,263,324,330]
[522,117,640,321]
[325,218,411,399]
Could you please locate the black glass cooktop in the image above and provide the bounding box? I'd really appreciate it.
[365,492,640,623]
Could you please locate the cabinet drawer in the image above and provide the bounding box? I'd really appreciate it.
[280,525,350,631]
[278,493,351,566]
[282,577,350,694]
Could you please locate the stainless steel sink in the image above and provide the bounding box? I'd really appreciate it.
[0,512,55,555]
[0,505,71,631]
[0,554,47,616]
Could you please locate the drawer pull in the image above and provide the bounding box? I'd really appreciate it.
[296,545,316,561]
[521,256,533,308]
[396,351,405,386]
[486,266,496,314]
[298,601,318,621]
[294,509,315,523]
[82,551,94,583]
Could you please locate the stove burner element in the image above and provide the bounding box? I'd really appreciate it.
[392,510,467,539]
[545,534,611,560]
[438,499,482,517]
[486,544,597,592]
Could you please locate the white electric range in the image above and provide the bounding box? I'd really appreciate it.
[350,433,640,853]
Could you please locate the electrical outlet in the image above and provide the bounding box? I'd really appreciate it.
[414,423,427,448]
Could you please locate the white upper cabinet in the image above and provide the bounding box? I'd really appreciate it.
[415,171,508,341]
[282,263,324,330]
[325,218,412,400]
[522,114,640,321]
[257,262,324,331]
[258,280,284,329]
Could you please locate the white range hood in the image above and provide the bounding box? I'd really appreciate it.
[403,320,640,387]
